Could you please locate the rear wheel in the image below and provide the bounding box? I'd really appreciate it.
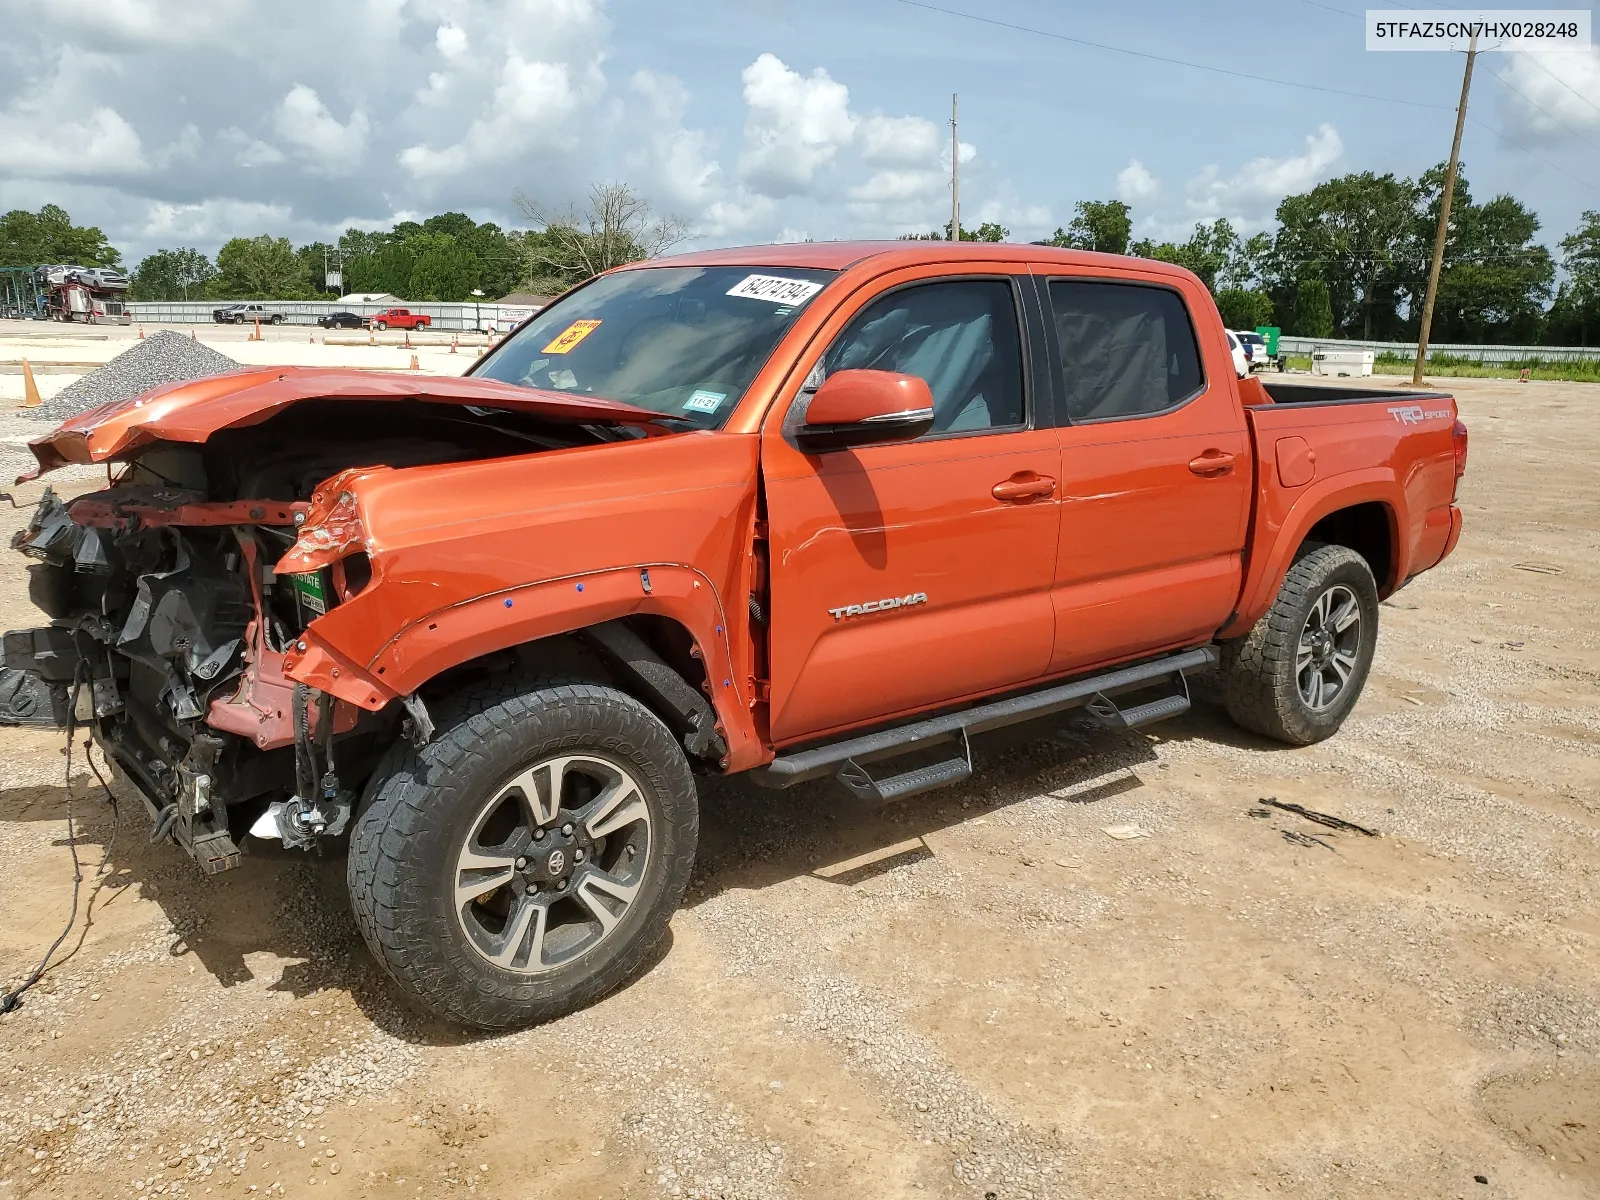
[1219,544,1379,745]
[348,678,698,1029]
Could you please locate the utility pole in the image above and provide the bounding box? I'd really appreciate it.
[1413,32,1476,387]
[950,93,960,242]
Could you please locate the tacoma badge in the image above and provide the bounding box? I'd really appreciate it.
[827,592,928,621]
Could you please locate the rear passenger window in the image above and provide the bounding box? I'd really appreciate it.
[1047,280,1204,421]
[822,279,1026,435]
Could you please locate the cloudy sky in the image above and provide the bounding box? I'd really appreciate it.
[1,0,1597,266]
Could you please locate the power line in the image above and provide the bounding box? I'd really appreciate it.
[889,0,1456,111]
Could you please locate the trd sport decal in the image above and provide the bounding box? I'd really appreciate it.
[828,592,929,621]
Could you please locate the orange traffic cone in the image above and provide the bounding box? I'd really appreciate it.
[449,333,458,354]
[138,325,145,339]
[409,354,420,370]
[404,328,412,349]
[368,326,375,346]
[190,328,197,340]
[251,316,261,342]
[21,358,41,408]
[1519,367,1531,383]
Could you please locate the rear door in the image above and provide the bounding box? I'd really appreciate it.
[1038,271,1250,672]
[761,266,1061,744]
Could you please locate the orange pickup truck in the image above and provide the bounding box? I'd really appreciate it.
[6,242,1466,1028]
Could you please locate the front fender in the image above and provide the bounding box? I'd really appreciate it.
[283,562,767,771]
[1219,468,1404,640]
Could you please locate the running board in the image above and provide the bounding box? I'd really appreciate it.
[1085,670,1192,730]
[753,645,1216,792]
[837,731,973,807]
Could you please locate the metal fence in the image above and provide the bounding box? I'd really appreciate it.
[1276,335,1600,365]
[123,299,541,332]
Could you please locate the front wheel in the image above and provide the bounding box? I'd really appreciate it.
[1219,544,1379,745]
[348,679,698,1029]
[374,320,388,331]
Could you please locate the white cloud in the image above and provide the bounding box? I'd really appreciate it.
[435,22,469,61]
[859,115,941,166]
[273,84,369,172]
[399,53,596,178]
[738,53,857,197]
[218,127,287,167]
[1497,49,1600,142]
[1117,158,1158,203]
[1185,124,1343,225]
[0,106,146,177]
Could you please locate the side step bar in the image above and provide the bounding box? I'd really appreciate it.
[753,645,1216,800]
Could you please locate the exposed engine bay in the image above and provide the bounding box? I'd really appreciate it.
[4,399,620,873]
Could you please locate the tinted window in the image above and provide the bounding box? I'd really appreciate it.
[1047,280,1204,421]
[474,265,835,428]
[820,279,1025,434]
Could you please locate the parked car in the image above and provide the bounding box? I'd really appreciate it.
[369,307,431,331]
[317,311,366,329]
[1234,330,1275,371]
[72,267,129,291]
[1224,330,1250,379]
[8,242,1467,1030]
[212,303,283,325]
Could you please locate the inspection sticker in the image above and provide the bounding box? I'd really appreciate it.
[726,274,824,305]
[542,318,602,354]
[683,389,726,413]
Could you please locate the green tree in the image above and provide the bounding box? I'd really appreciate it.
[1214,288,1275,331]
[408,240,480,300]
[1131,219,1240,291]
[1044,200,1132,255]
[1290,279,1335,338]
[1269,172,1418,340]
[902,220,1009,242]
[1551,210,1600,345]
[130,248,216,300]
[1410,165,1553,344]
[0,204,122,267]
[213,235,310,299]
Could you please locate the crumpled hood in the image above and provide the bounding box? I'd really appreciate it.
[23,366,665,480]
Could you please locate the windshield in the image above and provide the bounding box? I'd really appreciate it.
[472,265,837,428]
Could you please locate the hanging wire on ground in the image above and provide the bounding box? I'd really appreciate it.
[0,673,85,1014]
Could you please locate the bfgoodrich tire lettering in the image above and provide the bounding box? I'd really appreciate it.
[347,678,698,1029]
[1219,544,1380,745]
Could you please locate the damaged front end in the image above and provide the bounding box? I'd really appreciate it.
[4,369,663,875]
[7,483,378,873]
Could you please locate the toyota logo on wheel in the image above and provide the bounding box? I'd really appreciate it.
[546,849,566,875]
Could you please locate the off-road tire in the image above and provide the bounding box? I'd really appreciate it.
[1219,544,1379,745]
[348,678,698,1029]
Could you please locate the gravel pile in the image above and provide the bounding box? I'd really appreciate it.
[36,331,240,421]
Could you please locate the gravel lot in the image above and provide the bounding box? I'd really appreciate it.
[0,371,1596,1200]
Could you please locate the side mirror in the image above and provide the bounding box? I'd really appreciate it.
[795,369,935,453]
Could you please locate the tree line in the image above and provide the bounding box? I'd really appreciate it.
[3,170,1597,344]
[1013,164,1599,346]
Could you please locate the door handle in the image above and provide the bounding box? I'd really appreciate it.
[1188,450,1236,476]
[992,473,1057,502]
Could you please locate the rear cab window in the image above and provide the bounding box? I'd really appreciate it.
[1043,279,1206,422]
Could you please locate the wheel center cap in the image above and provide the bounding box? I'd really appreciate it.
[545,848,566,876]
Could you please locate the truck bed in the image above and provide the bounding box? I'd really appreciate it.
[1260,380,1453,406]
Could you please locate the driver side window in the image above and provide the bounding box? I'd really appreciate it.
[818,279,1026,435]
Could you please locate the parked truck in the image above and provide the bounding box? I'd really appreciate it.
[5,242,1466,1029]
[369,307,431,331]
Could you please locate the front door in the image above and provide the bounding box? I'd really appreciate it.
[761,269,1061,744]
[1038,272,1251,673]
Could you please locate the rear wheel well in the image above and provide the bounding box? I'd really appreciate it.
[1302,502,1395,594]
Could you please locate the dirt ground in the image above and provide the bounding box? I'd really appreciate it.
[0,371,1596,1200]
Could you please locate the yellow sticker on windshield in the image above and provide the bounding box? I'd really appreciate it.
[542,319,602,354]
